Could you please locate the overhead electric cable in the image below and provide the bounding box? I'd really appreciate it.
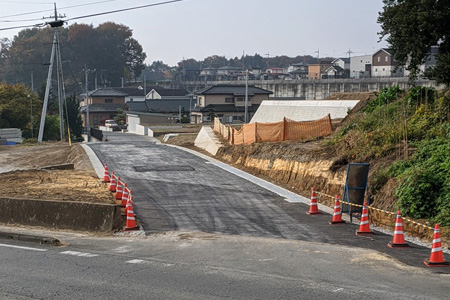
[0,0,123,19]
[67,0,183,21]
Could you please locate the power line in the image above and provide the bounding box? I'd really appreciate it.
[0,0,184,31]
[0,0,123,19]
[67,0,184,22]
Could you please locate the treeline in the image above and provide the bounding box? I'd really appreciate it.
[0,22,146,91]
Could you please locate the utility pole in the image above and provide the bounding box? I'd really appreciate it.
[38,32,57,143]
[244,69,249,123]
[347,48,353,59]
[84,64,95,142]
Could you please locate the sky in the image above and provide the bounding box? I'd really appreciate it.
[0,0,388,66]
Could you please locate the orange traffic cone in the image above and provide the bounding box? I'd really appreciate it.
[121,183,129,207]
[388,211,409,248]
[103,163,110,182]
[356,202,373,235]
[115,178,123,200]
[306,188,321,215]
[109,171,117,192]
[424,224,449,267]
[330,195,345,224]
[124,197,139,231]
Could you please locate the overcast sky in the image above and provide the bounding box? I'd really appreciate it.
[0,0,388,66]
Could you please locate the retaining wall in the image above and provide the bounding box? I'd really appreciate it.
[0,197,123,232]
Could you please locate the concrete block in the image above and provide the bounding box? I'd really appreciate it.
[194,126,222,155]
[0,197,123,232]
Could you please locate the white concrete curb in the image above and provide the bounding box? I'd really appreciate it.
[81,143,104,179]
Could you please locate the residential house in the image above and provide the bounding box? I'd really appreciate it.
[126,96,194,130]
[350,54,372,78]
[191,85,273,124]
[324,65,346,78]
[79,88,127,127]
[114,87,146,102]
[404,46,438,77]
[308,60,332,79]
[198,67,217,81]
[216,66,241,81]
[287,62,308,79]
[146,87,189,99]
[332,58,350,70]
[372,48,404,77]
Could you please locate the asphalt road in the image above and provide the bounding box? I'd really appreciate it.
[86,132,450,273]
[1,231,449,300]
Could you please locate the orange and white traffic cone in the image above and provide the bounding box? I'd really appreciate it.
[424,224,449,267]
[124,197,139,231]
[121,183,129,207]
[115,178,123,200]
[103,163,110,183]
[388,211,409,248]
[109,171,117,192]
[356,202,373,235]
[306,187,320,215]
[329,195,345,225]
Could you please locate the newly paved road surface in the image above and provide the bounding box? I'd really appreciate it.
[87,132,450,273]
[1,230,449,300]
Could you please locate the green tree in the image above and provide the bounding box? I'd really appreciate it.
[0,84,41,130]
[378,0,450,85]
[65,94,83,139]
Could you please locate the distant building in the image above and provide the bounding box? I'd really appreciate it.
[404,46,438,77]
[350,54,372,78]
[192,85,273,124]
[79,88,127,127]
[372,48,404,77]
[308,60,332,79]
[332,58,350,70]
[324,65,346,78]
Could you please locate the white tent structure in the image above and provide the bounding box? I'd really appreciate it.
[250,100,360,123]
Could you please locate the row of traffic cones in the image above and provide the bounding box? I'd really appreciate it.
[307,187,449,267]
[104,163,139,231]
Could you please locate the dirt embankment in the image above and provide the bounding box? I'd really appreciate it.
[0,143,114,204]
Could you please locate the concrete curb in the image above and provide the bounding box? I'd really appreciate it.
[0,231,61,246]
[81,143,104,179]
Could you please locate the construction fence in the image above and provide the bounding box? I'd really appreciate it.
[214,114,333,145]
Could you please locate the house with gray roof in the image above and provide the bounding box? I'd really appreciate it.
[192,85,273,124]
[80,88,127,127]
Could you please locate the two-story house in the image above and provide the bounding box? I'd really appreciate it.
[191,85,273,124]
[372,48,404,77]
[308,60,332,79]
[350,54,372,78]
[79,88,127,127]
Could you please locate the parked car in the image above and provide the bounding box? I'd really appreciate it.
[104,119,119,131]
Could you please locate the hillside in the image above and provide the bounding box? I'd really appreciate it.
[212,88,450,244]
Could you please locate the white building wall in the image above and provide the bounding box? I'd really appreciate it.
[126,114,140,133]
[350,55,372,78]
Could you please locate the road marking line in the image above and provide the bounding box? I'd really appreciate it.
[0,243,47,252]
[126,259,147,264]
[60,251,98,257]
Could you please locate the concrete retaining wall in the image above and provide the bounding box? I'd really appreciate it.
[194,126,222,155]
[0,197,123,232]
[135,124,148,136]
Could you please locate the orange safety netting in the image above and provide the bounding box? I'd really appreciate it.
[284,114,333,140]
[213,114,332,145]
